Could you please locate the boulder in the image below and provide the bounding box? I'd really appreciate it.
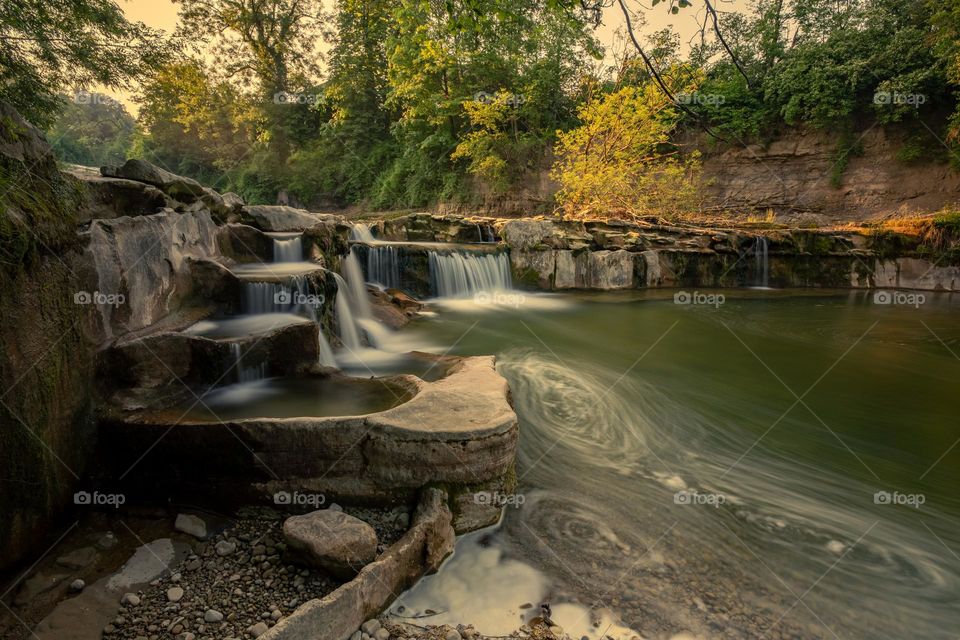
[243,205,335,231]
[100,159,206,202]
[501,219,566,250]
[282,510,378,578]
[174,513,208,540]
[221,192,245,213]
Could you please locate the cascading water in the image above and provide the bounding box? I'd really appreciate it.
[366,245,400,289]
[230,342,266,382]
[242,276,314,314]
[429,251,513,297]
[331,273,363,349]
[350,223,376,243]
[269,232,303,263]
[754,236,770,288]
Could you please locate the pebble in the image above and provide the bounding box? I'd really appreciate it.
[121,593,141,606]
[203,609,223,623]
[167,587,184,602]
[69,579,85,592]
[444,629,461,640]
[247,621,269,637]
[374,628,390,640]
[351,632,362,640]
[216,541,237,556]
[361,619,381,635]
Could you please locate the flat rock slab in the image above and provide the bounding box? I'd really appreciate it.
[283,510,377,578]
[243,205,339,232]
[33,538,189,640]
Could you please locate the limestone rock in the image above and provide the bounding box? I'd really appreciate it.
[57,546,98,569]
[100,159,205,202]
[174,513,208,540]
[283,510,377,578]
[242,205,332,232]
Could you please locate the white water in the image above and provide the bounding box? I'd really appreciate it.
[268,232,303,263]
[429,251,513,297]
[754,236,769,288]
[366,245,400,289]
[331,273,363,350]
[230,342,266,383]
[350,223,377,243]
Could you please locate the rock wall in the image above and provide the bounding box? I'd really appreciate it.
[696,127,960,221]
[0,105,99,570]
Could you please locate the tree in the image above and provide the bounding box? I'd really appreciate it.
[552,82,701,220]
[0,0,172,127]
[173,0,325,162]
[134,60,257,186]
[47,94,135,167]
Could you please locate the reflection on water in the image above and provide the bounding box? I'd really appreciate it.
[394,290,960,640]
[169,376,412,421]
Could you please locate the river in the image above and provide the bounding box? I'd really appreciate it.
[378,289,960,640]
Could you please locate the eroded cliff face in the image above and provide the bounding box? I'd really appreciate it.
[696,127,960,221]
[0,104,98,570]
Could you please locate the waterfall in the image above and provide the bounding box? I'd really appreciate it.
[269,233,303,263]
[331,273,363,349]
[428,251,513,297]
[231,343,266,383]
[241,276,315,314]
[754,237,770,288]
[366,245,400,289]
[350,223,376,243]
[343,252,374,318]
[317,329,337,367]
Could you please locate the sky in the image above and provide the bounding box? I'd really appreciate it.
[104,0,740,114]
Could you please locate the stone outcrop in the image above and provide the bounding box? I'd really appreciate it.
[100,356,518,525]
[83,208,221,338]
[242,205,339,232]
[695,127,960,220]
[283,510,378,578]
[0,103,97,571]
[100,159,206,203]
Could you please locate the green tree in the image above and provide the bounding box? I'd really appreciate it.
[552,82,700,220]
[47,94,135,167]
[0,0,172,127]
[173,0,325,163]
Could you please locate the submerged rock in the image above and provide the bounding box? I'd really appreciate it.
[282,510,378,578]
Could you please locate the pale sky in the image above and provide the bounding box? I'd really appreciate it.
[103,0,736,115]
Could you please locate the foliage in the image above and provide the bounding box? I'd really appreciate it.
[0,0,173,128]
[48,94,135,167]
[552,82,701,220]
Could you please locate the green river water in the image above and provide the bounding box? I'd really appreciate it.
[380,289,960,640]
